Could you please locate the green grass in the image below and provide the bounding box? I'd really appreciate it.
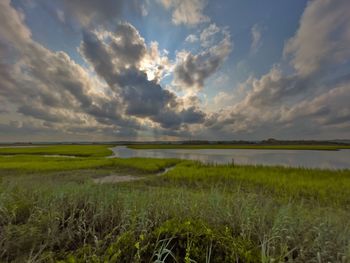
[0,155,179,173]
[127,144,350,151]
[158,162,350,207]
[0,145,349,262]
[0,145,113,157]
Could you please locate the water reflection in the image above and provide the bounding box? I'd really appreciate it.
[110,146,350,169]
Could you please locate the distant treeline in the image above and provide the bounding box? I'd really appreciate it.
[124,138,350,146]
[1,138,350,146]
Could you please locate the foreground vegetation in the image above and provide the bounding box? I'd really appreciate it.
[127,144,350,151]
[0,146,349,262]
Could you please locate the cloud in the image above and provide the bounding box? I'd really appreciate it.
[79,22,206,130]
[61,0,124,27]
[56,9,65,23]
[0,1,229,140]
[203,0,350,139]
[200,23,220,47]
[1,0,349,141]
[0,1,143,138]
[60,0,149,28]
[280,84,350,126]
[80,23,147,84]
[284,0,350,76]
[237,67,312,108]
[205,64,329,137]
[140,42,172,82]
[185,34,199,43]
[118,70,177,118]
[126,0,150,17]
[0,0,31,48]
[157,0,209,26]
[173,26,232,91]
[213,91,234,107]
[0,1,206,139]
[250,24,263,54]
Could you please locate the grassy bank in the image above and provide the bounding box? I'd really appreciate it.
[0,146,349,262]
[0,155,179,173]
[0,145,113,157]
[127,144,350,151]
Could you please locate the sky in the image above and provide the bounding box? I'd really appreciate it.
[0,0,349,142]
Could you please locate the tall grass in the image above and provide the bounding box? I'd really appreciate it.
[159,162,350,207]
[0,178,349,262]
[0,149,349,262]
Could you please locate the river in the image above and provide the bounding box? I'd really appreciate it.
[110,146,350,169]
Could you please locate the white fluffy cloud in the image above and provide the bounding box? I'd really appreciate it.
[185,34,199,43]
[157,0,209,26]
[284,0,350,76]
[0,0,31,48]
[200,23,221,47]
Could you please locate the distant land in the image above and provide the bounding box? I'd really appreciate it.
[1,138,350,146]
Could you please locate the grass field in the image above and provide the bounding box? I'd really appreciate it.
[0,145,349,262]
[0,155,179,173]
[127,144,350,151]
[0,145,114,157]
